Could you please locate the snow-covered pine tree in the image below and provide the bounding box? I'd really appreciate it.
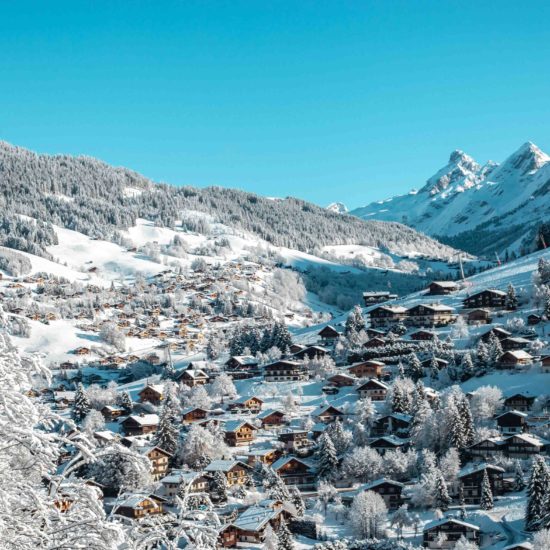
[210,470,229,502]
[317,432,338,480]
[506,283,519,310]
[434,472,451,511]
[289,486,305,516]
[118,390,133,412]
[514,460,526,491]
[460,352,475,381]
[326,418,352,454]
[263,524,279,550]
[277,519,295,550]
[344,305,364,337]
[73,382,91,421]
[406,353,423,382]
[526,456,550,531]
[457,396,475,448]
[480,469,493,510]
[154,396,179,455]
[475,341,490,373]
[265,469,291,502]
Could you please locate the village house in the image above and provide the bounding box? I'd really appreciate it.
[181,406,208,424]
[343,479,404,510]
[363,336,386,348]
[427,281,459,295]
[121,414,159,436]
[138,384,164,405]
[504,433,548,458]
[327,373,356,388]
[318,325,340,344]
[406,303,456,327]
[223,420,257,446]
[175,367,210,387]
[225,355,259,372]
[410,329,438,341]
[480,326,512,342]
[498,350,533,368]
[423,518,480,549]
[114,494,166,519]
[466,308,492,325]
[369,305,407,328]
[357,378,389,401]
[278,429,311,452]
[101,405,125,421]
[457,463,505,504]
[205,460,250,486]
[271,456,316,489]
[245,448,280,466]
[372,414,412,437]
[73,346,91,356]
[263,360,308,382]
[135,445,171,480]
[159,470,209,501]
[369,435,409,455]
[501,337,531,351]
[292,345,329,360]
[347,359,385,379]
[257,409,286,429]
[228,395,264,414]
[503,393,535,412]
[421,357,449,372]
[463,288,506,309]
[363,291,397,306]
[313,405,345,424]
[496,411,529,434]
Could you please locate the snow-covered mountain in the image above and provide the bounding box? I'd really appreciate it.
[351,142,550,257]
[326,202,348,214]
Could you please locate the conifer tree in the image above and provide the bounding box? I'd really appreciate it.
[317,432,338,480]
[154,395,179,455]
[460,353,474,381]
[211,470,229,502]
[118,390,133,412]
[277,519,295,550]
[526,456,550,531]
[344,305,364,337]
[290,486,305,517]
[73,382,91,421]
[457,396,475,448]
[407,353,424,382]
[434,472,451,511]
[480,469,494,510]
[506,283,519,310]
[263,524,279,550]
[475,341,490,373]
[514,461,526,491]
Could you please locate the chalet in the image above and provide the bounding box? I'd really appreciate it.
[480,326,512,342]
[318,325,340,343]
[369,435,409,455]
[138,384,164,405]
[263,360,308,382]
[457,463,505,504]
[367,328,387,338]
[428,281,459,295]
[278,429,311,452]
[135,445,171,480]
[410,329,438,341]
[369,305,407,328]
[372,414,412,437]
[357,379,389,401]
[423,518,480,549]
[421,357,449,372]
[542,355,550,373]
[73,347,91,356]
[292,345,328,360]
[205,460,249,486]
[121,414,159,436]
[289,343,306,355]
[348,360,385,379]
[503,393,535,412]
[364,479,404,510]
[175,368,209,387]
[257,409,287,429]
[181,407,208,424]
[271,456,316,489]
[501,337,531,351]
[363,336,386,348]
[327,373,356,388]
[245,448,280,466]
[363,291,397,306]
[313,405,345,424]
[101,405,125,421]
[463,289,506,309]
[467,308,492,325]
[406,303,455,327]
[504,433,548,458]
[498,350,533,368]
[223,420,257,446]
[93,430,118,446]
[468,437,505,459]
[225,355,259,371]
[527,314,541,325]
[228,395,264,414]
[114,494,166,519]
[159,470,209,501]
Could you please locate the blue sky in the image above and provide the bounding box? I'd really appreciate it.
[1,1,549,208]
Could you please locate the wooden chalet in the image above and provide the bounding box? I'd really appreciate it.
[423,518,480,549]
[278,429,310,452]
[406,303,455,327]
[175,367,210,387]
[271,456,316,489]
[369,435,409,455]
[501,337,531,351]
[223,420,257,446]
[342,479,404,510]
[228,395,263,414]
[159,470,209,501]
[369,305,407,328]
[101,405,125,421]
[257,409,286,429]
[421,357,449,372]
[245,448,280,466]
[427,281,459,295]
[318,325,340,343]
[363,336,386,348]
[225,355,259,371]
[114,494,166,519]
[504,433,548,458]
[496,411,529,435]
[498,350,533,368]
[457,463,504,504]
[480,326,512,342]
[138,384,164,405]
[363,291,397,306]
[135,445,171,480]
[503,393,535,412]
[313,404,344,424]
[327,373,356,387]
[292,345,328,360]
[372,414,412,437]
[347,359,385,379]
[73,347,91,356]
[463,288,506,309]
[121,414,159,436]
[181,406,208,423]
[263,360,308,382]
[467,308,492,325]
[410,329,438,341]
[205,460,249,486]
[357,378,389,401]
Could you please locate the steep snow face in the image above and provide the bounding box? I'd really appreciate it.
[351,142,550,255]
[326,202,348,214]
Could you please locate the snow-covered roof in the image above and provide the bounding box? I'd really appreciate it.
[123,414,159,426]
[496,410,528,419]
[257,408,285,420]
[140,383,164,394]
[223,420,256,433]
[423,517,480,532]
[364,477,404,490]
[230,355,258,365]
[117,494,161,510]
[205,460,248,472]
[505,433,549,446]
[458,462,505,478]
[232,505,278,532]
[232,395,263,405]
[312,404,344,416]
[271,455,315,472]
[501,350,533,360]
[160,470,199,485]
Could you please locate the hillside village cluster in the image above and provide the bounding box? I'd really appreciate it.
[2,251,550,550]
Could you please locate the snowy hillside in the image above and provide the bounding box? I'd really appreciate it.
[351,142,550,257]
